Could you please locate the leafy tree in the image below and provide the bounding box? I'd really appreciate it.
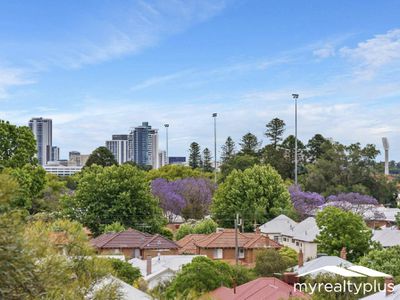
[220,154,259,181]
[103,222,125,233]
[359,246,400,281]
[289,185,325,217]
[151,178,215,221]
[108,258,141,284]
[265,118,286,148]
[259,144,292,179]
[202,148,213,172]
[4,164,47,212]
[159,227,174,240]
[315,206,372,261]
[254,249,288,276]
[146,164,212,181]
[165,256,252,299]
[282,135,306,166]
[220,136,236,163]
[62,164,166,236]
[212,165,293,230]
[85,146,118,167]
[193,219,218,235]
[307,134,327,162]
[175,224,194,241]
[278,246,298,268]
[396,212,400,228]
[239,133,260,156]
[188,142,201,169]
[0,120,37,169]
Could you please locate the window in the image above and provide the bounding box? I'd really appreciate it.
[213,248,223,259]
[238,248,245,259]
[283,237,287,242]
[292,239,295,243]
[273,236,279,242]
[295,241,299,246]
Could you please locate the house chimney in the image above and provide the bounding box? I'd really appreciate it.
[146,255,152,276]
[340,247,347,260]
[298,249,304,267]
[385,277,394,296]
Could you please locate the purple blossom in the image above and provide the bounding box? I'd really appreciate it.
[289,185,325,216]
[326,192,379,206]
[151,177,215,221]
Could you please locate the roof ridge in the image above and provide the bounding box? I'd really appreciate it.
[96,232,119,248]
[196,231,223,248]
[140,234,158,248]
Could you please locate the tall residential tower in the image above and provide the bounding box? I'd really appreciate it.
[130,122,159,168]
[29,117,52,165]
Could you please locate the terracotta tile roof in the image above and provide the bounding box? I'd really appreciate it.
[90,228,179,250]
[194,229,281,249]
[208,277,310,300]
[176,234,207,254]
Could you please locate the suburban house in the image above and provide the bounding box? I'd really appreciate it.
[206,277,310,300]
[90,228,180,259]
[91,276,151,300]
[363,207,400,228]
[291,254,353,277]
[177,228,281,265]
[372,227,400,247]
[260,215,320,260]
[129,255,202,289]
[176,233,207,254]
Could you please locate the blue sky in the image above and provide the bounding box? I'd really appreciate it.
[0,0,399,160]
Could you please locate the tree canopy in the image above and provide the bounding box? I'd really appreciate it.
[62,164,166,236]
[85,146,118,167]
[212,165,293,230]
[265,117,285,148]
[188,142,201,169]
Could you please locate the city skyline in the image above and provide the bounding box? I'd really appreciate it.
[0,1,399,160]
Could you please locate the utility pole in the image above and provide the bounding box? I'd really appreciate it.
[235,213,239,266]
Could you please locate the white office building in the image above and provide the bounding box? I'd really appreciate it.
[106,134,130,164]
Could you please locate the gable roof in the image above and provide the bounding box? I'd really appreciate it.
[259,215,298,235]
[176,234,207,254]
[372,228,400,247]
[287,217,320,242]
[90,228,179,250]
[208,277,309,300]
[292,256,353,276]
[194,229,281,249]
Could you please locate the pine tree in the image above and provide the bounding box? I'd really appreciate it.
[265,118,286,148]
[188,142,201,169]
[202,148,213,172]
[220,136,236,163]
[239,133,260,156]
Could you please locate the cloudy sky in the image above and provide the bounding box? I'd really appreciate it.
[0,0,399,160]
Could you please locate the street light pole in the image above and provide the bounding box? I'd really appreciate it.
[164,124,169,166]
[292,94,299,185]
[212,113,217,184]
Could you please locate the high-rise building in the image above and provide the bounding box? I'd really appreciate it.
[106,134,129,164]
[51,146,60,161]
[168,156,187,165]
[29,117,52,165]
[68,151,89,166]
[130,122,159,168]
[158,150,167,168]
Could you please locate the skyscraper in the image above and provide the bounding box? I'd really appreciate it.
[29,117,52,165]
[106,134,129,164]
[130,122,159,168]
[51,146,60,161]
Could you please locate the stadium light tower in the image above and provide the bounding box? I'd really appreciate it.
[292,93,299,185]
[382,137,389,176]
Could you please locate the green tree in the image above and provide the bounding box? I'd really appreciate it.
[254,249,288,276]
[315,206,372,261]
[259,145,292,179]
[165,256,252,299]
[146,164,212,181]
[202,148,213,172]
[193,219,218,234]
[396,212,400,228]
[0,120,37,169]
[175,224,194,241]
[108,258,141,284]
[159,227,174,240]
[279,246,298,268]
[188,142,201,169]
[103,222,125,233]
[359,246,400,281]
[239,133,260,156]
[62,164,166,236]
[220,154,259,181]
[85,146,118,167]
[212,165,293,230]
[220,136,236,163]
[307,134,327,162]
[265,118,286,148]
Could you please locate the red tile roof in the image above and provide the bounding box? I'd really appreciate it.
[208,277,310,300]
[176,234,207,254]
[194,229,281,249]
[90,228,179,250]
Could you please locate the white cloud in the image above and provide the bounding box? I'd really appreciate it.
[340,28,400,79]
[313,44,335,59]
[0,67,34,99]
